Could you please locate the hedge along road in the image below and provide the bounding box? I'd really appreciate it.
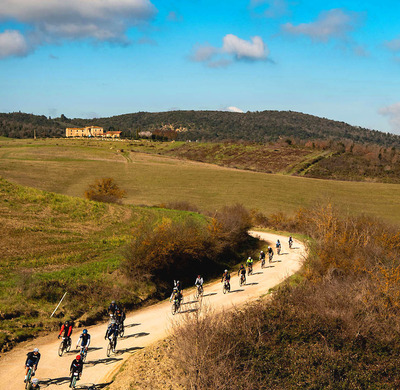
[0,231,306,390]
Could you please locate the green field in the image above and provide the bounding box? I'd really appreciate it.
[1,138,400,224]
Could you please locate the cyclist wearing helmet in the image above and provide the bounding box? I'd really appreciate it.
[267,246,274,262]
[246,257,254,274]
[195,275,203,287]
[259,250,265,261]
[70,355,83,384]
[115,308,126,330]
[105,319,119,340]
[221,269,231,283]
[25,348,40,383]
[76,329,91,356]
[27,378,40,389]
[170,280,183,304]
[238,264,246,277]
[108,301,119,316]
[58,320,73,342]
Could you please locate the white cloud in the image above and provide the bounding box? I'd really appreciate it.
[385,37,400,52]
[250,0,289,18]
[222,34,268,60]
[226,106,244,113]
[379,103,400,131]
[282,8,360,42]
[191,34,269,67]
[0,0,157,57]
[0,30,29,59]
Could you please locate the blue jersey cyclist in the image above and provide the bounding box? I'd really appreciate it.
[76,329,91,354]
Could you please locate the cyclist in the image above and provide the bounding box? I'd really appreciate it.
[246,257,254,275]
[115,308,126,332]
[24,348,40,383]
[276,239,281,254]
[288,236,293,248]
[170,280,183,301]
[108,301,119,316]
[195,275,203,288]
[268,246,274,262]
[221,269,231,289]
[238,264,246,284]
[69,355,83,386]
[76,329,90,357]
[105,319,119,341]
[58,320,73,344]
[259,250,265,262]
[27,378,40,389]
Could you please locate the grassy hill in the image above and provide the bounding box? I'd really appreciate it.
[1,138,400,225]
[0,177,208,351]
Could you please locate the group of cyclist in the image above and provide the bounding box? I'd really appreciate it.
[25,235,295,386]
[24,301,125,388]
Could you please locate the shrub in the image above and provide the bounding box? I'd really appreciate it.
[84,177,126,204]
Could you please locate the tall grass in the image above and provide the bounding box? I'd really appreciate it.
[168,204,400,389]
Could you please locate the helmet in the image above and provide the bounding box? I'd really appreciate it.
[33,348,39,353]
[224,269,227,273]
[111,300,116,304]
[268,246,271,249]
[176,280,180,284]
[260,250,263,253]
[32,379,39,384]
[65,320,69,325]
[76,355,81,360]
[83,329,88,334]
[248,257,251,260]
[198,275,201,278]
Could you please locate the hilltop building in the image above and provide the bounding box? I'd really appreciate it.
[66,126,104,138]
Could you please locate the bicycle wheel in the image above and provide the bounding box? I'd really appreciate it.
[70,375,77,389]
[67,339,72,352]
[223,284,227,294]
[171,302,177,315]
[25,368,32,389]
[58,341,65,357]
[119,325,124,338]
[106,340,112,357]
[113,337,117,352]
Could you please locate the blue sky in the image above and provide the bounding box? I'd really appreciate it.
[0,0,400,134]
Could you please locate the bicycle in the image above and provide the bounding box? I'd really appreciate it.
[58,336,71,357]
[69,370,80,389]
[289,241,293,249]
[247,264,253,276]
[78,346,88,363]
[25,367,34,389]
[261,257,265,268]
[118,322,125,338]
[222,280,230,294]
[106,333,117,357]
[171,298,181,315]
[239,273,246,286]
[269,252,273,263]
[277,247,281,255]
[195,284,203,300]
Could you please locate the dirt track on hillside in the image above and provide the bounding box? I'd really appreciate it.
[0,232,306,390]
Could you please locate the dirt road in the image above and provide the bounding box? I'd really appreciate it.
[0,232,306,390]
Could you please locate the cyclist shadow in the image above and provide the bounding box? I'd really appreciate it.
[116,346,144,354]
[73,381,113,389]
[87,346,103,352]
[180,307,198,314]
[39,376,70,387]
[202,292,217,297]
[182,300,197,305]
[252,271,263,275]
[85,357,123,367]
[123,332,149,339]
[245,282,259,286]
[124,323,141,328]
[229,289,245,293]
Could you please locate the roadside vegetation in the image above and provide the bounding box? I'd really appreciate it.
[115,204,400,389]
[0,178,258,352]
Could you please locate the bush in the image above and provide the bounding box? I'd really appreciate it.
[84,177,126,204]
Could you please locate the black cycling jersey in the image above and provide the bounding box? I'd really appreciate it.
[70,359,83,373]
[108,303,118,314]
[26,352,41,366]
